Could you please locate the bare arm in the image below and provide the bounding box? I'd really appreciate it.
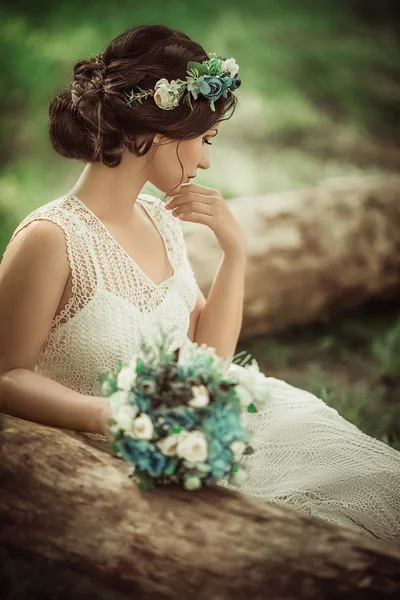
[194,249,247,360]
[0,219,107,435]
[0,368,107,434]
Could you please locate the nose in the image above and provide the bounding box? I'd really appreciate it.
[198,154,211,172]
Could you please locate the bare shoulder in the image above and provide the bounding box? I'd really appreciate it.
[1,217,71,300]
[3,217,71,263]
[0,219,71,373]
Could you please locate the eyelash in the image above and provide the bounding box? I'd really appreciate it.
[203,138,213,146]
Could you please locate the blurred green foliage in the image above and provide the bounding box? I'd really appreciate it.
[1,0,400,223]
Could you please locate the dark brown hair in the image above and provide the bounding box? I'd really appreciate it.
[49,24,239,196]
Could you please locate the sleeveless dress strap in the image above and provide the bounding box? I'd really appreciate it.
[5,197,99,330]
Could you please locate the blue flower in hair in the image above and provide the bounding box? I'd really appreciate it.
[199,76,228,101]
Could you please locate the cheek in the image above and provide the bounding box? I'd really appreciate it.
[181,140,202,162]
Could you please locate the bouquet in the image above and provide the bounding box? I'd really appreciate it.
[99,332,269,492]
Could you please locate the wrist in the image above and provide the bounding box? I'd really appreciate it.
[222,246,247,265]
[87,396,110,435]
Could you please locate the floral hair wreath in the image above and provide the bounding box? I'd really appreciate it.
[124,52,241,113]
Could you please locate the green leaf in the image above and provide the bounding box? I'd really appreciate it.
[110,440,120,454]
[187,61,209,76]
[137,473,155,492]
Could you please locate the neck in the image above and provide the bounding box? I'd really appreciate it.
[69,150,149,224]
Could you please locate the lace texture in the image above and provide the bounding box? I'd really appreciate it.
[220,363,400,542]
[7,192,198,434]
[6,193,400,543]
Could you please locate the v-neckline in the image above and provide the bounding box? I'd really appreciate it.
[68,193,177,289]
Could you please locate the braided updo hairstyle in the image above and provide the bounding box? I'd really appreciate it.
[49,24,238,192]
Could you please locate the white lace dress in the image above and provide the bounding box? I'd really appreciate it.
[7,192,400,543]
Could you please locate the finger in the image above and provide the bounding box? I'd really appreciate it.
[166,193,213,210]
[187,183,215,195]
[172,202,215,217]
[178,213,215,227]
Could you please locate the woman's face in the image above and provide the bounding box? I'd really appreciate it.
[147,124,220,198]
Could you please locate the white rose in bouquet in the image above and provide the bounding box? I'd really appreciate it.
[112,404,138,433]
[156,434,180,456]
[117,366,137,392]
[229,360,270,409]
[188,385,210,408]
[231,465,249,486]
[131,413,154,440]
[183,474,202,491]
[176,430,208,463]
[230,440,246,462]
[108,390,130,412]
[235,385,254,409]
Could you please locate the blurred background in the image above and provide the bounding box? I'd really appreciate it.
[0,0,399,448]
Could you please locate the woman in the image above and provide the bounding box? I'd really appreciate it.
[0,24,399,543]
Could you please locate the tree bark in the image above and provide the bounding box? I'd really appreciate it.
[182,174,400,338]
[1,413,399,600]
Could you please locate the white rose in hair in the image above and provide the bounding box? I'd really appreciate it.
[154,78,181,110]
[188,385,210,408]
[132,414,154,440]
[117,366,137,392]
[156,434,180,456]
[176,431,208,463]
[221,58,239,77]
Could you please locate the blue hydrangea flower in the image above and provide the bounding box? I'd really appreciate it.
[203,402,245,445]
[119,438,172,478]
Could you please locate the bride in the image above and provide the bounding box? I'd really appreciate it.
[0,24,399,543]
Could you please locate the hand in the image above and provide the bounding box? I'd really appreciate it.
[165,183,247,257]
[98,400,114,443]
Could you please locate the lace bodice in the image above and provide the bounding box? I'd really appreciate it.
[7,193,198,402]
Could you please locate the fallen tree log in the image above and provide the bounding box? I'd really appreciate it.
[182,174,400,338]
[1,413,399,600]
